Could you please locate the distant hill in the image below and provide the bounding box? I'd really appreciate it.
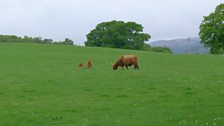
[149,37,209,54]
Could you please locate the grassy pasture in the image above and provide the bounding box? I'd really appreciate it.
[0,43,224,126]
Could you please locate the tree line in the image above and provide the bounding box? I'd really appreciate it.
[0,35,74,45]
[0,33,172,53]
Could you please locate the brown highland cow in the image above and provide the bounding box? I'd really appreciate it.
[113,55,139,70]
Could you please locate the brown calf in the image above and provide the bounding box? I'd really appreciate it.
[79,60,93,69]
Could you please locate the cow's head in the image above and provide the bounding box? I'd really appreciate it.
[112,64,118,70]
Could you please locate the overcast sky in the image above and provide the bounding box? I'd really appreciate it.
[0,0,223,44]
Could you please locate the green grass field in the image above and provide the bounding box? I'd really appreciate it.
[0,43,224,126]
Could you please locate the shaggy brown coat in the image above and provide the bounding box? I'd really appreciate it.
[113,55,139,70]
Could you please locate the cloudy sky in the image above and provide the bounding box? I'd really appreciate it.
[0,0,223,44]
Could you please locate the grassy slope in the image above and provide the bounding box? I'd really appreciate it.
[0,43,224,126]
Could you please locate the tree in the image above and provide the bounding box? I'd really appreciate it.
[85,20,151,50]
[33,37,43,43]
[43,39,53,44]
[199,3,224,54]
[62,38,74,45]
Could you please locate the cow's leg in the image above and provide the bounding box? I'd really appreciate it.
[126,65,128,70]
[136,65,139,69]
[134,64,139,70]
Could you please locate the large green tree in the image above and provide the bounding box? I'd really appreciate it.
[85,20,151,50]
[199,3,224,54]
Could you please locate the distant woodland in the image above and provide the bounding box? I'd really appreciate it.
[0,34,74,45]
